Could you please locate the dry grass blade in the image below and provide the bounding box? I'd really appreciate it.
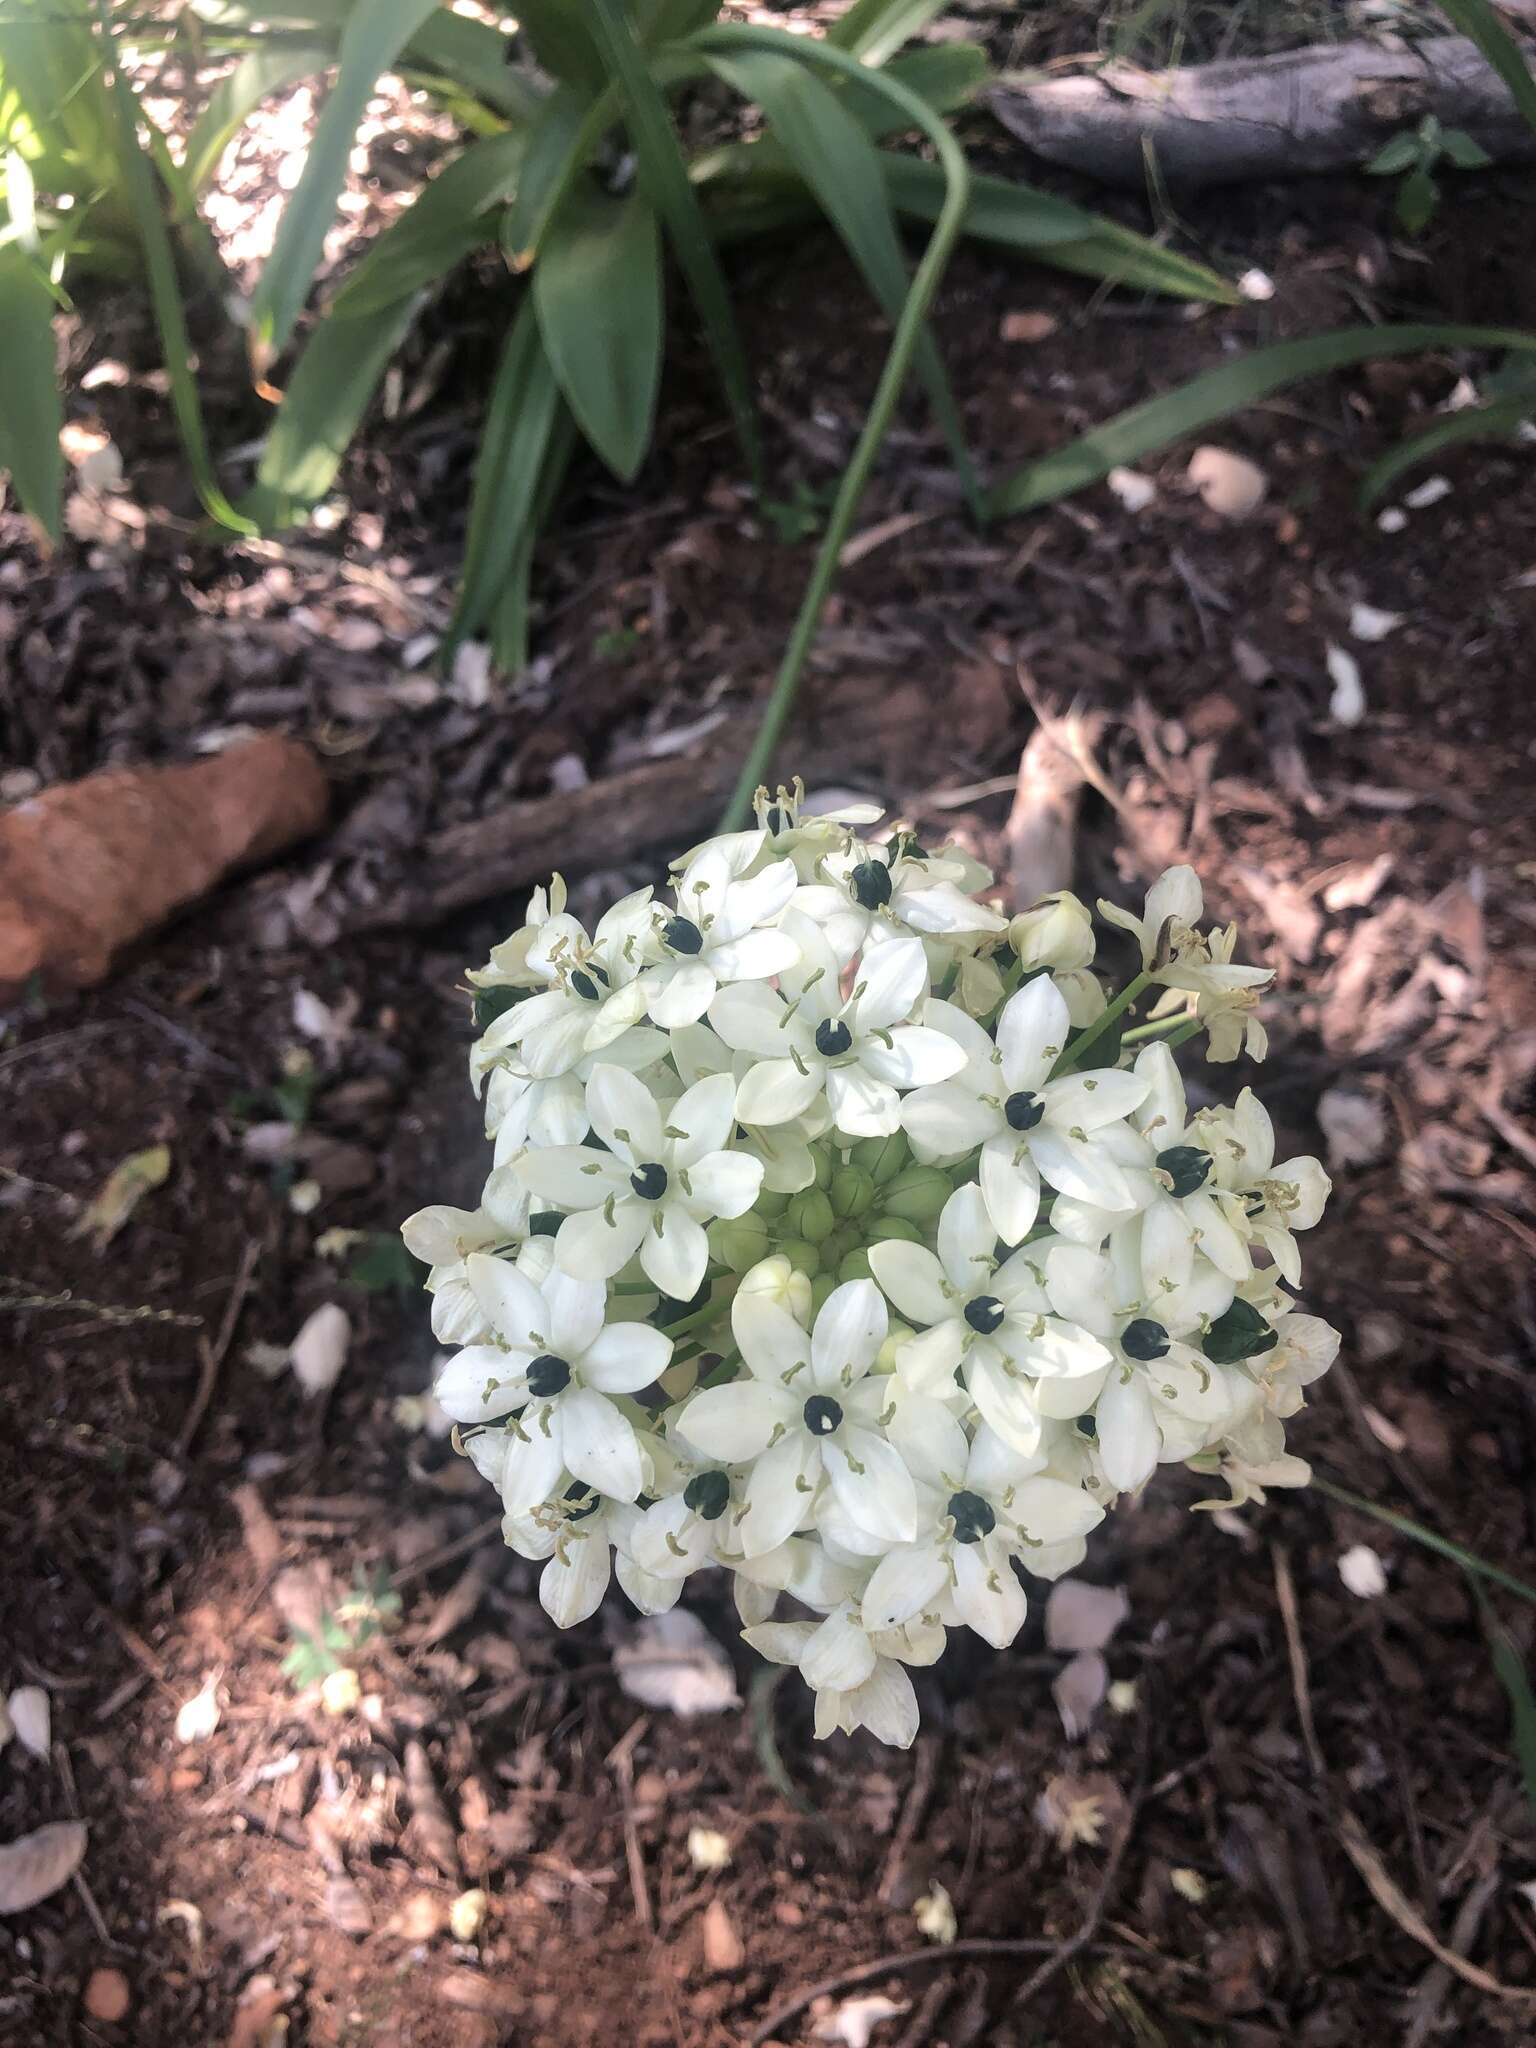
[403,1740,461,1883]
[1336,1811,1531,2002]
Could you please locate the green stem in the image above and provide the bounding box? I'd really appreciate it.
[705,27,971,832]
[1049,969,1151,1077]
[1118,1008,1196,1047]
[1312,1475,1536,1607]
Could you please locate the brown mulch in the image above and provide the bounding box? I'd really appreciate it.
[4,105,1536,2048]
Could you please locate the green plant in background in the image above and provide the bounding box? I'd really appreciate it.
[281,1562,401,1688]
[1366,114,1491,234]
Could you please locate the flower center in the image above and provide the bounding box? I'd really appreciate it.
[683,1470,731,1521]
[563,1483,601,1521]
[630,1163,669,1202]
[1120,1318,1170,1362]
[569,963,609,1003]
[850,860,892,910]
[802,1394,843,1436]
[527,1354,572,1397]
[1156,1144,1213,1198]
[947,1490,996,1543]
[663,916,704,956]
[964,1295,1005,1335]
[1004,1090,1046,1131]
[764,804,789,834]
[814,1018,853,1058]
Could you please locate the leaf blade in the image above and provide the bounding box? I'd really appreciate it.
[1359,388,1535,507]
[1436,0,1536,141]
[183,43,330,193]
[826,0,948,65]
[0,244,63,540]
[533,183,662,481]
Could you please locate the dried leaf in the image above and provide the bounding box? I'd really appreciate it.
[0,1820,87,1913]
[7,1686,49,1759]
[1327,642,1366,726]
[614,1610,739,1717]
[1044,1579,1129,1653]
[404,1739,462,1882]
[289,1303,351,1396]
[449,1888,489,1943]
[1349,601,1404,642]
[1053,1649,1108,1739]
[701,1896,745,1972]
[324,1871,373,1938]
[1317,1087,1389,1170]
[69,1145,170,1249]
[1339,1545,1389,1598]
[174,1673,222,1745]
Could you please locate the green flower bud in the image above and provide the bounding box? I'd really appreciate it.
[811,1146,834,1191]
[754,1189,790,1222]
[707,1211,771,1275]
[867,1213,924,1245]
[876,1322,915,1374]
[809,1273,837,1317]
[779,1237,821,1278]
[1009,891,1096,973]
[837,1248,873,1284]
[786,1190,836,1244]
[851,1131,910,1185]
[821,1223,858,1266]
[880,1163,953,1226]
[829,1165,876,1219]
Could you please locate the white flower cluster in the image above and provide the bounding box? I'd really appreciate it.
[404,787,1339,1749]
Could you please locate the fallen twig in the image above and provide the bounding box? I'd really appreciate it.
[607,1716,653,1933]
[177,1238,261,1457]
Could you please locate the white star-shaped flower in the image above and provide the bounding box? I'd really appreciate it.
[642,833,801,1028]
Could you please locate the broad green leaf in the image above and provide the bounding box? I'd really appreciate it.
[705,44,978,515]
[1436,0,1536,141]
[4,145,37,252]
[511,0,605,90]
[502,82,592,259]
[0,242,62,539]
[1441,126,1493,170]
[990,323,1536,518]
[826,0,948,66]
[250,0,441,359]
[98,15,252,533]
[587,0,762,482]
[874,43,988,122]
[447,301,562,651]
[534,183,661,481]
[1359,388,1536,507]
[1366,131,1420,176]
[637,0,723,42]
[330,128,525,317]
[183,44,329,192]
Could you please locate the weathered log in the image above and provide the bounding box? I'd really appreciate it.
[989,34,1536,190]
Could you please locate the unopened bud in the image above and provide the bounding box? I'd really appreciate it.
[754,1188,790,1222]
[708,1211,770,1274]
[809,1273,837,1317]
[867,1213,924,1246]
[738,1254,810,1319]
[851,1130,910,1185]
[829,1165,875,1219]
[837,1248,873,1283]
[778,1237,821,1278]
[810,1145,834,1191]
[955,954,1005,1018]
[1053,966,1107,1028]
[880,1163,952,1226]
[1009,891,1096,972]
[876,1322,916,1374]
[786,1191,836,1244]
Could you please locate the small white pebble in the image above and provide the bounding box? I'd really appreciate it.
[1349,602,1404,643]
[687,1826,733,1873]
[914,1883,957,1945]
[1327,642,1366,727]
[1171,1867,1209,1903]
[1107,1679,1139,1716]
[1404,475,1452,510]
[1377,507,1409,534]
[449,1889,489,1943]
[1238,267,1275,302]
[1339,1544,1389,1598]
[1106,466,1157,514]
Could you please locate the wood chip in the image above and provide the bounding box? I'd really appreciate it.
[702,1897,746,1973]
[0,1820,88,1913]
[404,1739,462,1882]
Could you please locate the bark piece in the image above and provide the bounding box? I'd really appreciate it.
[989,36,1536,190]
[0,735,327,1000]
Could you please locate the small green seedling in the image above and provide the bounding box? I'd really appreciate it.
[1367,115,1492,234]
[281,1563,401,1688]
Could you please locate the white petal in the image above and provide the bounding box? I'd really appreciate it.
[997,976,1070,1092]
[581,1320,673,1393]
[499,1411,567,1515]
[897,879,1006,936]
[937,1182,995,1295]
[843,1660,919,1748]
[801,1606,878,1692]
[680,1149,762,1221]
[586,1063,663,1166]
[853,936,929,1033]
[559,1387,643,1502]
[680,1380,795,1461]
[857,1025,968,1090]
[741,1621,815,1666]
[1042,1243,1116,1340]
[734,1058,823,1128]
[980,1135,1041,1246]
[822,1427,918,1546]
[709,928,801,984]
[967,1351,1043,1459]
[543,1268,608,1360]
[886,1396,969,1492]
[669,1072,738,1165]
[732,1292,813,1382]
[708,980,800,1058]
[1010,1318,1113,1381]
[1044,1068,1149,1133]
[902,1082,998,1159]
[433,1345,529,1424]
[1095,1372,1159,1492]
[868,1242,951,1327]
[810,1280,887,1391]
[465,1252,546,1349]
[952,1541,1027,1648]
[825,1062,900,1138]
[518,1145,627,1211]
[739,1432,820,1557]
[862,1542,950,1635]
[640,1207,709,1303]
[1144,864,1203,941]
[540,1530,611,1628]
[716,856,797,939]
[1011,1475,1105,1546]
[646,961,718,1029]
[1028,1126,1135,1211]
[554,1200,649,1282]
[892,1321,965,1397]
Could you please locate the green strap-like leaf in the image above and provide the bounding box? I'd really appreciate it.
[510,0,605,90]
[183,44,330,193]
[250,0,441,360]
[587,0,762,483]
[704,42,979,516]
[501,82,593,260]
[446,300,562,654]
[826,0,948,66]
[1359,387,1536,508]
[1436,0,1536,141]
[0,243,62,540]
[989,323,1536,519]
[490,405,577,674]
[533,183,662,482]
[97,8,252,533]
[330,128,525,317]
